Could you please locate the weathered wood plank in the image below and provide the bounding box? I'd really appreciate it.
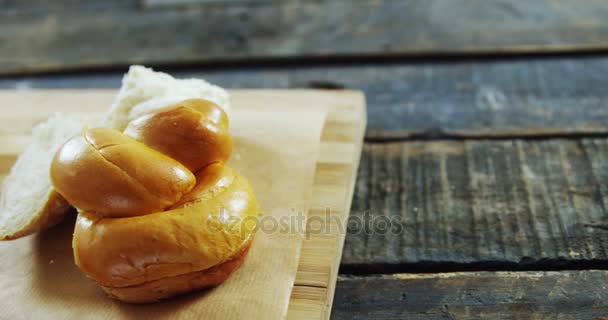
[3,56,608,139]
[332,271,608,320]
[342,139,608,269]
[2,0,608,74]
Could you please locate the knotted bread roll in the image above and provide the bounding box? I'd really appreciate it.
[51,99,258,303]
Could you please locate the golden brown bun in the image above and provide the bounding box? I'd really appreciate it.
[50,128,196,217]
[73,164,258,288]
[124,99,232,172]
[51,100,258,303]
[101,244,251,303]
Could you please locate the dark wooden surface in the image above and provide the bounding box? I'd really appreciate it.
[3,0,608,74]
[3,56,608,140]
[333,271,608,319]
[4,2,608,318]
[343,140,608,271]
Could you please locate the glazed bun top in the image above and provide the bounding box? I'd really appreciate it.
[50,127,195,218]
[124,99,232,173]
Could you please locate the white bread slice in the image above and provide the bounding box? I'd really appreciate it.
[106,65,231,131]
[0,114,83,240]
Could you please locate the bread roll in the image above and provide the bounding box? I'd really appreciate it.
[73,164,257,289]
[50,128,195,217]
[50,100,258,303]
[124,99,232,172]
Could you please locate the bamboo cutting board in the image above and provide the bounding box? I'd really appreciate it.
[0,90,366,320]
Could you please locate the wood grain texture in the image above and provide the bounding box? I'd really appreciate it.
[288,91,366,320]
[331,271,608,320]
[2,0,608,74]
[3,56,608,139]
[342,139,608,269]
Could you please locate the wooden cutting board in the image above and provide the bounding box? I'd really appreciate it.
[0,90,366,320]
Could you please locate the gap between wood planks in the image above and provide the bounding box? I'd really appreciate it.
[365,131,608,143]
[339,259,608,276]
[2,49,608,78]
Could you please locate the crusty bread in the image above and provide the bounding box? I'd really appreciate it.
[0,114,82,240]
[124,99,232,172]
[106,65,231,131]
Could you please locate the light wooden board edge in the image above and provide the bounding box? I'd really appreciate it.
[286,93,366,320]
[322,95,366,320]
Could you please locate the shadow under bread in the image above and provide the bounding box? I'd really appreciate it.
[33,209,104,304]
[31,209,216,318]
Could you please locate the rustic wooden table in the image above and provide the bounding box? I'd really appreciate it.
[3,1,608,319]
